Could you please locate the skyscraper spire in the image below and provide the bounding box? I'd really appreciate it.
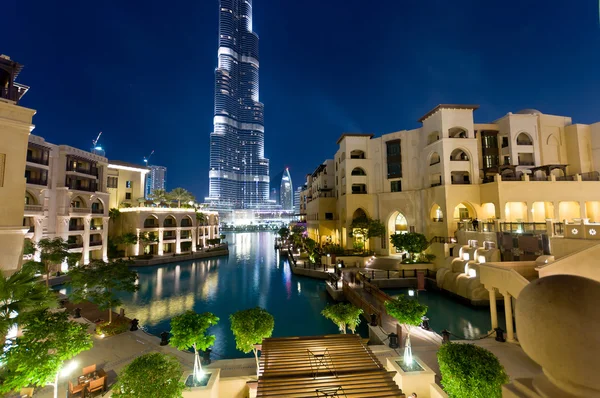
[207,0,269,209]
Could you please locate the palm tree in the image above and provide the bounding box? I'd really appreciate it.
[168,188,194,208]
[150,189,168,207]
[0,263,57,347]
[36,238,69,287]
[120,232,138,257]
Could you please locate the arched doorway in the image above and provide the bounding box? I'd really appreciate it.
[559,201,581,222]
[531,202,554,222]
[430,204,443,222]
[504,202,528,222]
[387,211,408,254]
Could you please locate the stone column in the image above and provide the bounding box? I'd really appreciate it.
[33,217,44,261]
[503,291,515,342]
[553,202,560,221]
[203,227,207,247]
[134,228,141,257]
[175,228,181,254]
[82,216,91,265]
[191,228,196,252]
[488,287,498,331]
[102,218,109,261]
[158,228,164,256]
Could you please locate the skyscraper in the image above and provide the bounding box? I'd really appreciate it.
[207,0,269,209]
[145,165,167,197]
[270,168,294,210]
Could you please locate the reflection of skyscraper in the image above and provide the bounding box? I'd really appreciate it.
[145,165,167,197]
[270,168,293,210]
[207,0,269,209]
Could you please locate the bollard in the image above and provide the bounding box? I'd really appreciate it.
[74,308,82,319]
[441,329,451,344]
[494,327,506,342]
[160,331,170,346]
[370,313,377,326]
[388,333,399,349]
[420,316,430,330]
[130,318,139,331]
[202,348,212,365]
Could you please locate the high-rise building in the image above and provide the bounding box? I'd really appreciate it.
[293,186,303,214]
[270,168,293,210]
[207,0,269,209]
[145,165,167,197]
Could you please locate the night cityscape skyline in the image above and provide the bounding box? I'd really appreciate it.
[4,0,600,200]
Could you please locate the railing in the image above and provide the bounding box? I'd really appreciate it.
[342,280,381,326]
[0,86,25,102]
[66,165,99,177]
[24,204,43,212]
[553,222,564,236]
[517,140,533,145]
[143,223,159,228]
[480,222,496,232]
[163,235,176,241]
[90,225,103,231]
[430,182,442,187]
[26,177,48,186]
[500,222,547,234]
[89,241,103,247]
[360,269,437,280]
[66,182,98,192]
[181,222,192,227]
[71,207,91,214]
[351,191,368,195]
[69,225,85,231]
[430,236,455,244]
[164,223,177,228]
[91,207,104,214]
[530,175,548,181]
[581,172,600,181]
[451,180,471,185]
[68,242,83,249]
[429,160,440,166]
[518,161,535,166]
[26,154,49,166]
[432,217,443,222]
[556,175,575,181]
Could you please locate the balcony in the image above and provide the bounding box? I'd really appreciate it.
[89,240,103,247]
[68,242,84,249]
[66,181,98,192]
[91,207,104,214]
[144,222,159,228]
[24,204,43,212]
[26,177,48,186]
[66,165,99,177]
[71,207,91,214]
[0,83,29,103]
[90,224,103,231]
[163,235,176,241]
[26,154,49,166]
[69,224,85,231]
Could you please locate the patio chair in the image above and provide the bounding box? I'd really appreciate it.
[19,387,34,397]
[82,364,96,375]
[87,377,106,397]
[68,381,85,397]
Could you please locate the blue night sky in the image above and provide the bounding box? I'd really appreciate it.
[5,0,600,199]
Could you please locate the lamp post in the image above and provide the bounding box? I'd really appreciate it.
[56,360,78,398]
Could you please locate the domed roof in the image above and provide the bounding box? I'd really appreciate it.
[516,109,542,115]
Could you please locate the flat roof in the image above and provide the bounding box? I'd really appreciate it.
[336,133,374,145]
[418,104,480,123]
[108,160,149,172]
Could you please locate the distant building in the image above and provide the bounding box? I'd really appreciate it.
[293,186,303,214]
[145,165,167,198]
[270,168,293,210]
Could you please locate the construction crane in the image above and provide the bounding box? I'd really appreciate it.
[144,150,155,165]
[92,131,102,149]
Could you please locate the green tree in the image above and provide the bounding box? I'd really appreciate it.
[0,309,92,398]
[321,303,363,334]
[23,239,36,256]
[0,263,57,348]
[385,295,428,364]
[230,307,274,377]
[109,207,121,221]
[389,232,429,261]
[170,310,219,383]
[36,238,69,287]
[349,216,386,252]
[120,232,138,257]
[277,227,290,240]
[150,189,168,206]
[139,232,158,255]
[304,238,319,264]
[168,187,195,208]
[68,259,139,324]
[112,353,185,398]
[437,343,509,398]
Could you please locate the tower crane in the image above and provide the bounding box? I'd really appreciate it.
[144,150,155,165]
[92,131,102,149]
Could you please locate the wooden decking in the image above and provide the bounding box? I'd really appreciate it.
[257,334,405,397]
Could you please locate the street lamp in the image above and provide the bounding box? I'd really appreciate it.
[56,360,78,398]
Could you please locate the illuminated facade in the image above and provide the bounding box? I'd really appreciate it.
[207,0,270,209]
[270,168,293,211]
[145,165,166,198]
[304,105,600,255]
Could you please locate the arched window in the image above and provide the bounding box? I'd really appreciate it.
[449,127,468,138]
[70,196,86,208]
[516,132,533,145]
[144,215,159,228]
[427,131,440,145]
[394,213,408,233]
[351,167,366,176]
[91,199,104,214]
[450,148,469,161]
[430,152,441,165]
[164,215,177,227]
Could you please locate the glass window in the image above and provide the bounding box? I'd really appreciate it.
[386,140,402,179]
[391,181,402,192]
[126,181,132,188]
[125,193,132,200]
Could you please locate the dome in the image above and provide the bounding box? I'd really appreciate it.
[516,108,542,115]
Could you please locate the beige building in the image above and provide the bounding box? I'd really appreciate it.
[107,162,220,256]
[0,55,35,274]
[303,105,600,257]
[304,160,337,244]
[24,134,110,266]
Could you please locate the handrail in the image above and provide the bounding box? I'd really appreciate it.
[342,281,381,326]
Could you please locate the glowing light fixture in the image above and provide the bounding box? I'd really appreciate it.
[408,289,415,297]
[462,253,470,261]
[478,255,486,264]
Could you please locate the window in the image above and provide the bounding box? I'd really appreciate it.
[325,212,334,220]
[125,193,132,200]
[126,180,132,188]
[107,176,118,188]
[459,207,470,220]
[391,181,401,192]
[386,140,402,179]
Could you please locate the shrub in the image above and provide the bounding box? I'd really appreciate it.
[437,343,509,398]
[112,353,185,398]
[97,321,129,336]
